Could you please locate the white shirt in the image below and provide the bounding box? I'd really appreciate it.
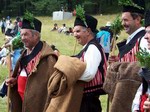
[126,27,150,53]
[132,84,150,111]
[79,44,102,82]
[140,34,150,53]
[126,27,145,44]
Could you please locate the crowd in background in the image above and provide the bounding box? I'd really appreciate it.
[0,16,23,66]
[51,23,73,36]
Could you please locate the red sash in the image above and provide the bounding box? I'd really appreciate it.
[140,94,148,112]
[17,52,41,101]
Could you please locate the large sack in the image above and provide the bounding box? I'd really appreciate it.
[45,55,86,112]
[103,62,142,112]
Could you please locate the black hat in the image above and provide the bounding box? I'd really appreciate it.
[122,0,145,15]
[74,14,98,32]
[22,18,42,33]
[145,10,150,28]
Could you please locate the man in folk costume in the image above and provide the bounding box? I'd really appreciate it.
[5,12,86,112]
[118,0,149,62]
[73,6,107,112]
[132,10,150,112]
[5,12,58,112]
[104,0,150,112]
[109,0,149,63]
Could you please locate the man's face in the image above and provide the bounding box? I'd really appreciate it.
[121,12,138,35]
[20,29,38,50]
[144,26,150,50]
[73,25,88,46]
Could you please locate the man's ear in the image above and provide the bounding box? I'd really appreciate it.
[136,16,142,25]
[86,28,92,33]
[86,28,93,35]
[34,31,39,37]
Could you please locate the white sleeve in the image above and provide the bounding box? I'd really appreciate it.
[140,36,150,53]
[79,44,102,82]
[132,84,142,111]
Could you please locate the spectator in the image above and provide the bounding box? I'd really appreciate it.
[10,20,19,37]
[51,23,58,31]
[58,23,67,33]
[5,20,14,40]
[65,27,73,35]
[5,16,11,27]
[96,22,113,60]
[0,18,6,34]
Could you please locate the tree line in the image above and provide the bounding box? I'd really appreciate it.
[0,0,150,17]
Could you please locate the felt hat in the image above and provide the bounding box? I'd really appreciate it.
[74,14,98,32]
[22,17,42,33]
[145,10,150,28]
[122,0,145,15]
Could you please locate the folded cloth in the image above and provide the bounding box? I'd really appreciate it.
[45,55,86,112]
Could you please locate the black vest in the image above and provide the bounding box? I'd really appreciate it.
[118,30,145,59]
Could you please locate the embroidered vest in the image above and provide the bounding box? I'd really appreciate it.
[75,39,107,95]
[117,30,145,62]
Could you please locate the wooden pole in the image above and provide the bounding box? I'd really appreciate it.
[73,39,77,55]
[107,35,117,112]
[6,46,12,112]
[106,95,110,112]
[110,35,117,57]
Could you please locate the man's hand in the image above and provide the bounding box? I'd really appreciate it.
[143,97,150,112]
[108,55,119,64]
[5,77,17,87]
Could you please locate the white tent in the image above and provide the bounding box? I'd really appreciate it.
[52,11,73,20]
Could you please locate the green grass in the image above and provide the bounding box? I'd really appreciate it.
[0,14,127,112]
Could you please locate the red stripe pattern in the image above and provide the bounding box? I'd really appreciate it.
[121,41,139,62]
[81,50,107,93]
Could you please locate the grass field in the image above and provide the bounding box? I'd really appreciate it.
[0,14,127,112]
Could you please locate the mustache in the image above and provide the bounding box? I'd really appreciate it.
[123,25,128,28]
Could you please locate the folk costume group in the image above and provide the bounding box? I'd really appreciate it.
[4,0,150,112]
[6,7,107,112]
